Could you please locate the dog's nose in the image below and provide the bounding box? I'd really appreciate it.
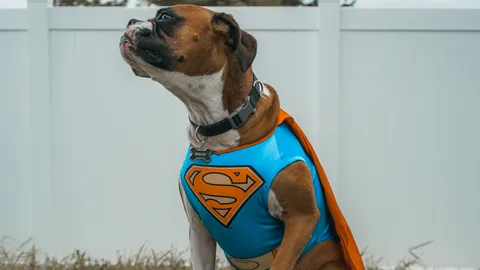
[127,18,140,27]
[136,27,152,37]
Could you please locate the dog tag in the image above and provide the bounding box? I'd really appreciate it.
[189,147,212,163]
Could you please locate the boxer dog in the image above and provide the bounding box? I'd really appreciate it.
[119,5,364,270]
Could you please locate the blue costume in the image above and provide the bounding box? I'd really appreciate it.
[179,122,337,270]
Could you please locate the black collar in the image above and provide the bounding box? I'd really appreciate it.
[189,74,263,138]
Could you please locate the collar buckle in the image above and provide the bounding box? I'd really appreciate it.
[227,95,256,129]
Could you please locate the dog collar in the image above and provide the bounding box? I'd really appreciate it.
[189,74,263,137]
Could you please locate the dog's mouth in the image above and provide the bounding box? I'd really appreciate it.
[135,38,173,69]
[136,47,163,66]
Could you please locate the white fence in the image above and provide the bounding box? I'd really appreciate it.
[1,0,480,268]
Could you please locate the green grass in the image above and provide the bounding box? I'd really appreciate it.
[0,237,430,270]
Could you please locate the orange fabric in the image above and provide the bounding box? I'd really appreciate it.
[276,108,365,270]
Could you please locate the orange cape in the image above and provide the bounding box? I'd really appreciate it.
[277,108,364,270]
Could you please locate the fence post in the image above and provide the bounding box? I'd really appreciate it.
[28,0,53,252]
[317,0,341,196]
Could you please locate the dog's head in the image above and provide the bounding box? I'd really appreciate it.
[119,5,257,80]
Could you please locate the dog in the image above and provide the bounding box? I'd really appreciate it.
[119,5,364,270]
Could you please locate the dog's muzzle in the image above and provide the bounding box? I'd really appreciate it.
[119,19,173,70]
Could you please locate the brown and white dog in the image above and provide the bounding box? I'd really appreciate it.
[119,5,362,270]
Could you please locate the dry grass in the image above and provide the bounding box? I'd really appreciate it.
[0,237,228,270]
[362,249,418,270]
[0,237,430,270]
[361,241,434,270]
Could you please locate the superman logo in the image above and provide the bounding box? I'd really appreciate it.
[184,165,264,227]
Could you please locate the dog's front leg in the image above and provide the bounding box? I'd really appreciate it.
[269,161,320,270]
[179,179,217,270]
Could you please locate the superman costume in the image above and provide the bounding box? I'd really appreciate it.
[179,108,364,270]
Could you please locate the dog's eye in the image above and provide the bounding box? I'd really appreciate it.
[157,13,172,21]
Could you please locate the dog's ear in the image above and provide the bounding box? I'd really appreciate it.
[212,12,257,73]
[131,67,150,78]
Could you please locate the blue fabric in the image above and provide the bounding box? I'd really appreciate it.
[179,123,337,264]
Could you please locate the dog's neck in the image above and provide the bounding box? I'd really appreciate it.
[152,65,279,152]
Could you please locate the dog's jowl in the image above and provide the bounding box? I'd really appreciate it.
[119,4,364,270]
